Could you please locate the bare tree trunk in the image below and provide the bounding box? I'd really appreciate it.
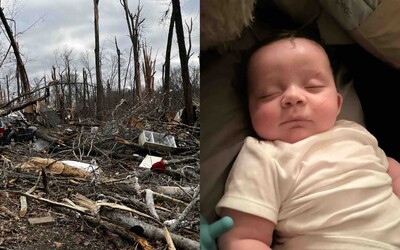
[44,75,50,106]
[132,5,143,102]
[52,66,58,108]
[51,66,65,121]
[106,79,111,105]
[171,0,194,125]
[80,52,94,112]
[82,68,88,113]
[93,0,104,120]
[16,65,20,101]
[115,37,121,96]
[123,48,133,99]
[163,8,174,109]
[121,0,144,102]
[58,72,66,121]
[0,8,30,98]
[74,70,78,113]
[65,51,72,112]
[0,83,3,103]
[6,75,10,103]
[185,18,194,60]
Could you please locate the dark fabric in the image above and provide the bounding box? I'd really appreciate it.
[328,44,400,161]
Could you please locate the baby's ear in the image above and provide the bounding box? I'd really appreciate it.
[337,93,343,114]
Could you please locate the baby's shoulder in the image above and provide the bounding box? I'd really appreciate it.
[241,136,279,155]
[243,136,272,147]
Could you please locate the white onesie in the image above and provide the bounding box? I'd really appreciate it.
[217,120,400,249]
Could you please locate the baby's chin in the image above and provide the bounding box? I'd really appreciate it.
[276,129,331,143]
[265,132,313,144]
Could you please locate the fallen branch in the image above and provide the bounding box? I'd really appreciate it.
[0,205,19,220]
[111,193,171,220]
[84,213,153,250]
[149,190,189,208]
[102,210,200,250]
[0,87,50,116]
[145,189,159,220]
[20,171,43,217]
[167,185,200,232]
[35,130,66,146]
[20,192,89,214]
[145,189,177,250]
[51,205,154,250]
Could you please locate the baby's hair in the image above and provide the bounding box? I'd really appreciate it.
[240,30,329,96]
[245,30,326,71]
[246,30,324,59]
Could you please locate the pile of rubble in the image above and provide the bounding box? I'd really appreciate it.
[0,100,200,249]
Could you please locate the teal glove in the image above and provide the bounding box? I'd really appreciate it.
[200,214,234,250]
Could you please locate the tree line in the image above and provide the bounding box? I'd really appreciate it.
[0,0,199,125]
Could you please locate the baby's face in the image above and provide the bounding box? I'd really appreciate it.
[247,38,342,143]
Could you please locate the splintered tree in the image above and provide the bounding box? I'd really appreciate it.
[142,43,156,98]
[121,0,144,103]
[62,48,74,112]
[93,0,104,120]
[80,51,94,112]
[114,37,121,96]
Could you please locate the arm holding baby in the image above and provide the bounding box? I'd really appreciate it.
[387,157,400,197]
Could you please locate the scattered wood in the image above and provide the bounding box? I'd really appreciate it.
[28,216,55,225]
[0,97,199,249]
[0,205,18,220]
[95,201,160,225]
[20,192,89,214]
[145,189,160,220]
[55,206,154,250]
[167,185,200,232]
[102,210,200,250]
[0,88,50,117]
[17,157,95,178]
[149,190,189,208]
[111,193,172,220]
[163,226,177,250]
[82,213,154,250]
[19,196,28,217]
[156,186,194,196]
[145,188,177,249]
[35,129,66,145]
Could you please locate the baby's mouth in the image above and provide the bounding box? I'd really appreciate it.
[281,117,309,125]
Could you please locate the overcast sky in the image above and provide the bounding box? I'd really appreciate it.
[0,0,199,89]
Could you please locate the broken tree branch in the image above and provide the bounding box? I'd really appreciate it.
[83,213,154,250]
[168,185,199,232]
[102,210,200,250]
[0,87,50,117]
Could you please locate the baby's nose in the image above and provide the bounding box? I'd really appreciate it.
[282,87,306,107]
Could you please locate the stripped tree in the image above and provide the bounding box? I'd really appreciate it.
[114,37,121,96]
[162,3,175,108]
[142,43,156,98]
[120,0,144,103]
[93,0,104,120]
[171,0,194,125]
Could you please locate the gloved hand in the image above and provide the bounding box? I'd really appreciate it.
[200,214,234,250]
